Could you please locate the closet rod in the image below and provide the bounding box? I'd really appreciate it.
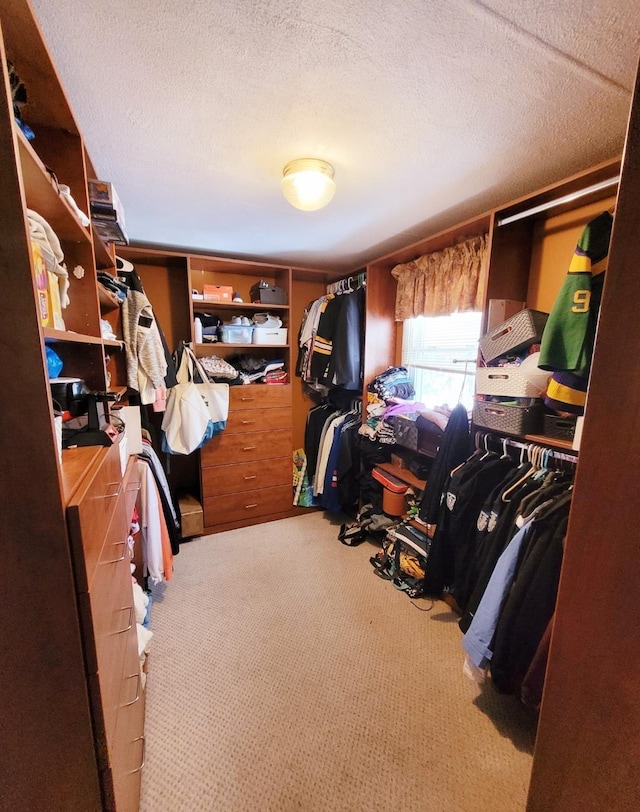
[496,176,619,227]
[477,431,578,464]
[326,271,366,295]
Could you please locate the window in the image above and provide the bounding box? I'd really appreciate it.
[401,311,482,411]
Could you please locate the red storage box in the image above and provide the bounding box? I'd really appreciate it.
[372,467,409,516]
[203,284,233,302]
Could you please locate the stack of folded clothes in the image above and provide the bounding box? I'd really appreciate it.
[225,354,286,384]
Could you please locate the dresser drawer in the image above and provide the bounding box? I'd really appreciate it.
[111,666,145,812]
[202,457,291,497]
[204,484,292,526]
[201,429,292,467]
[67,439,124,592]
[230,384,291,410]
[224,406,291,434]
[80,502,135,752]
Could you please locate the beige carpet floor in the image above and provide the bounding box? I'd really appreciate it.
[139,511,536,812]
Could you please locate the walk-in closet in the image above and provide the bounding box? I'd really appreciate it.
[2,1,640,810]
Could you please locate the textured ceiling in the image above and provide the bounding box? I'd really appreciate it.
[30,0,640,271]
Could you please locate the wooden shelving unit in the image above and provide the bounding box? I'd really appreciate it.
[376,461,427,491]
[1,2,143,809]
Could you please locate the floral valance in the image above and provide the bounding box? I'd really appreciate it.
[391,234,488,320]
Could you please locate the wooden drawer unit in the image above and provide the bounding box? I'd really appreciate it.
[204,484,292,526]
[66,453,144,808]
[201,428,292,467]
[67,438,124,592]
[202,457,291,497]
[111,676,146,812]
[201,384,293,530]
[77,468,139,755]
[230,384,291,410]
[224,406,291,434]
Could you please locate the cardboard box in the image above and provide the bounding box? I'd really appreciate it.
[47,270,66,330]
[203,284,233,302]
[113,405,143,455]
[92,217,129,246]
[179,494,204,538]
[88,179,126,227]
[31,242,50,326]
[486,299,526,333]
[250,282,287,305]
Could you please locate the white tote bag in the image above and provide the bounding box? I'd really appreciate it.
[186,348,229,430]
[161,346,229,455]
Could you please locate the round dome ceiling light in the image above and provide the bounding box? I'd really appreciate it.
[281,158,336,211]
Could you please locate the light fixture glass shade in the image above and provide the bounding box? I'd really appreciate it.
[281,158,336,211]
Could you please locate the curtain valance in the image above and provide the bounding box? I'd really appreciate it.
[391,234,488,320]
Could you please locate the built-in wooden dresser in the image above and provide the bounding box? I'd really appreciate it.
[66,441,145,811]
[200,384,293,532]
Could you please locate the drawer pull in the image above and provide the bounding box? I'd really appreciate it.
[243,446,257,451]
[105,481,122,499]
[240,397,255,402]
[241,420,256,425]
[122,670,142,707]
[103,539,127,564]
[114,605,134,634]
[244,475,257,481]
[245,503,258,509]
[130,735,146,774]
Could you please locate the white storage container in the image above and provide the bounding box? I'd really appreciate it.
[476,366,544,398]
[252,327,288,345]
[219,324,253,344]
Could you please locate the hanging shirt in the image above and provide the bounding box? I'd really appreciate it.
[538,210,613,414]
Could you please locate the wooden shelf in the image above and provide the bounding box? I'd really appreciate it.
[16,128,91,243]
[97,282,120,312]
[377,462,427,491]
[195,342,288,350]
[192,299,288,311]
[92,227,115,270]
[524,434,576,452]
[103,338,124,349]
[43,328,103,345]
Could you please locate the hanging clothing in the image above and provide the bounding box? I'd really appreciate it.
[539,210,613,415]
[320,410,362,513]
[490,494,571,694]
[297,286,365,390]
[461,516,536,670]
[459,472,571,632]
[139,437,181,555]
[418,403,472,525]
[119,259,177,410]
[139,459,173,584]
[423,453,517,600]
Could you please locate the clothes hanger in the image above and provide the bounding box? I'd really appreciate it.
[501,443,537,502]
[480,432,493,460]
[449,432,483,478]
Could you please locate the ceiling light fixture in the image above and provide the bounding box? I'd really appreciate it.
[281,158,336,211]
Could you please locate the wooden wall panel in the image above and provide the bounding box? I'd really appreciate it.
[0,37,102,808]
[527,64,640,812]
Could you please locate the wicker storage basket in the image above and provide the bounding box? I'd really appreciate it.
[475,367,543,398]
[479,309,549,364]
[543,414,577,441]
[389,414,419,451]
[473,399,544,435]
